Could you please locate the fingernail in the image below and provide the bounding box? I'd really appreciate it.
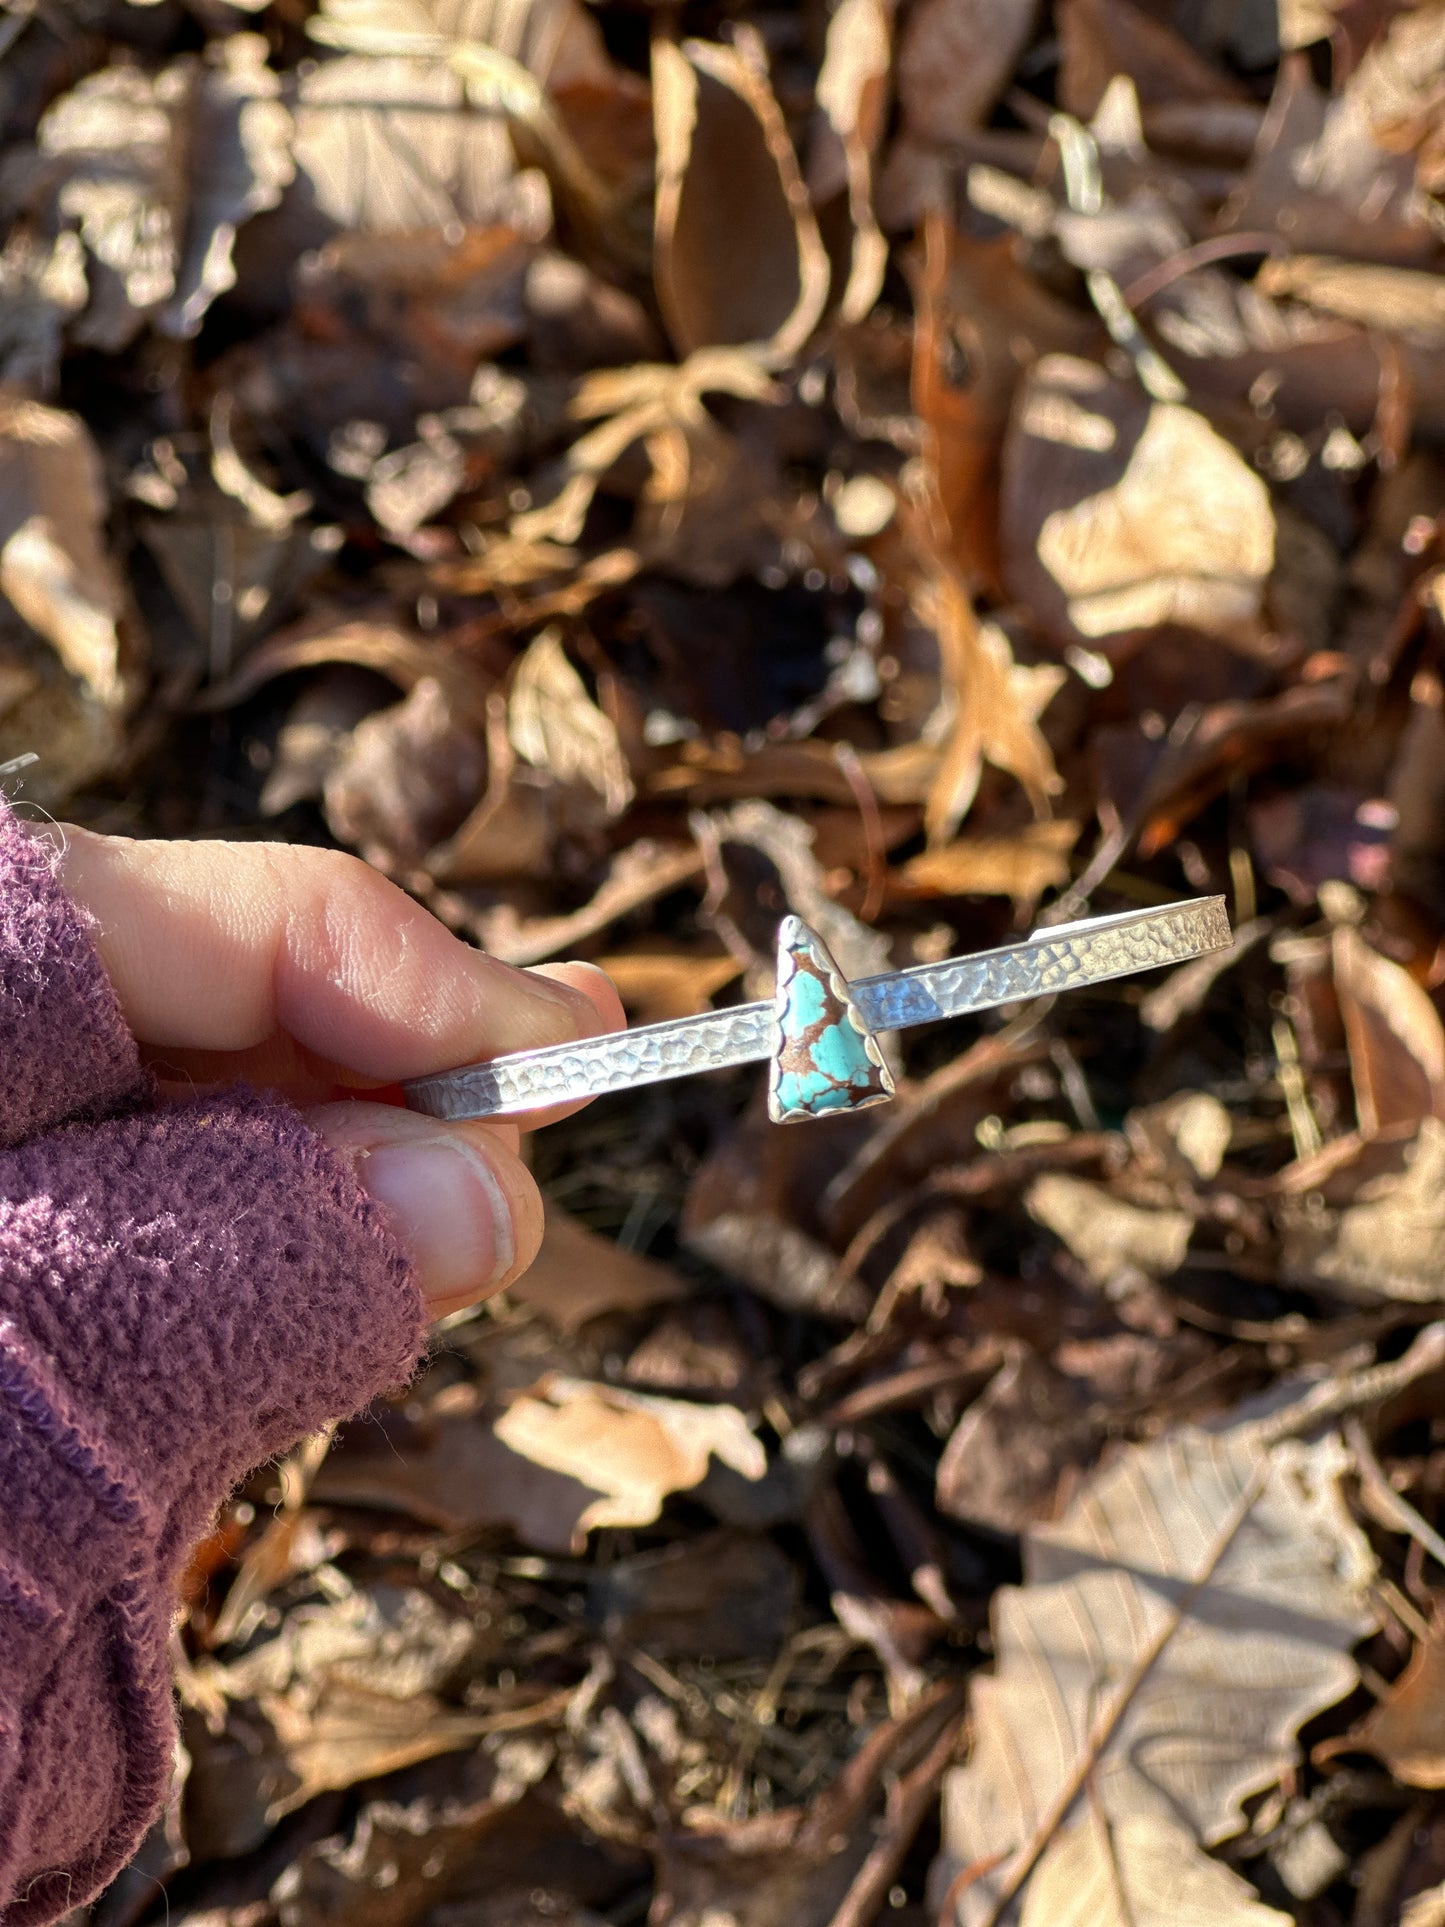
[360,1133,515,1302]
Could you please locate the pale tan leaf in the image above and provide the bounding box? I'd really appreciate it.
[938,1426,1375,1924]
[1332,925,1445,1137]
[0,396,135,706]
[652,34,829,362]
[596,948,744,1021]
[294,0,609,233]
[508,626,633,816]
[1126,1091,1233,1181]
[814,0,893,324]
[1280,1115,1445,1302]
[292,54,529,232]
[1019,1813,1291,1927]
[1035,392,1275,639]
[895,821,1078,902]
[1257,256,1445,347]
[1026,1172,1193,1285]
[493,1375,766,1541]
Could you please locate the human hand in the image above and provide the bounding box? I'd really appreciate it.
[54,829,623,1318]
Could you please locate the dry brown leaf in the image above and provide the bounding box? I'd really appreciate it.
[1280,1115,1445,1302]
[896,0,1036,143]
[894,821,1079,902]
[4,63,182,352]
[426,691,554,884]
[652,34,828,362]
[322,675,486,868]
[506,1204,687,1335]
[1057,0,1249,120]
[200,1588,485,1816]
[1348,1622,1445,1789]
[915,559,1065,845]
[1018,1812,1292,1926]
[1220,39,1440,265]
[163,36,294,338]
[937,1425,1375,1924]
[508,626,633,817]
[493,1375,766,1543]
[1006,358,1276,645]
[1026,1171,1193,1286]
[206,616,494,716]
[1333,925,1445,1137]
[3,45,292,351]
[935,1349,1101,1535]
[292,50,535,235]
[0,231,87,392]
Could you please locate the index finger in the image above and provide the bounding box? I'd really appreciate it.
[53,827,623,1084]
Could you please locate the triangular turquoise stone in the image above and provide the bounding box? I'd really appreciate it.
[768,917,896,1123]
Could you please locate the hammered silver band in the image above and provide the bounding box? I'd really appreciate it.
[404,896,1231,1122]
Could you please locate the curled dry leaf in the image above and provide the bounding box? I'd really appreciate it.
[652,33,829,362]
[813,0,893,325]
[1346,1621,1445,1790]
[0,396,139,796]
[322,674,487,869]
[1002,358,1276,647]
[936,1424,1375,1924]
[508,626,633,818]
[513,348,777,550]
[493,1375,767,1544]
[1332,924,1445,1137]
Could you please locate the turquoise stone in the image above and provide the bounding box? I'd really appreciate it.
[768,917,896,1123]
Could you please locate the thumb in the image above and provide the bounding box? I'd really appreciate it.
[306,1101,543,1319]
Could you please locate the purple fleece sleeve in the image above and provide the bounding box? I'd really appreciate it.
[0,807,428,1922]
[0,811,148,1146]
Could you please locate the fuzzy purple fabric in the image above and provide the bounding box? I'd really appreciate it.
[0,804,427,1922]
